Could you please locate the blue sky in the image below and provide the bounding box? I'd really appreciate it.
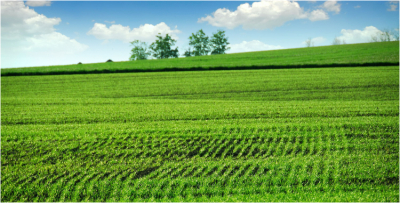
[1,1,399,68]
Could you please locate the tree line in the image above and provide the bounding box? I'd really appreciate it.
[130,29,230,61]
[305,28,399,48]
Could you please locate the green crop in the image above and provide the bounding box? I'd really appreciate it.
[1,64,399,200]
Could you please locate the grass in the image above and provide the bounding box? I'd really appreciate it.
[1,41,399,76]
[1,63,399,201]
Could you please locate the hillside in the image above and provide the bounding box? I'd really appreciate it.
[1,41,399,76]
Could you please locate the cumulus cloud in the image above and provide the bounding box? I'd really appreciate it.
[387,1,398,11]
[321,1,341,14]
[2,2,60,40]
[336,26,395,44]
[25,1,52,7]
[22,32,88,54]
[311,37,327,45]
[87,22,181,43]
[1,1,88,68]
[198,0,329,30]
[308,9,329,21]
[228,40,284,53]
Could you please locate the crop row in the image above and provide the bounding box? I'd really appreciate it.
[3,131,399,165]
[2,66,398,101]
[2,154,398,201]
[2,115,397,142]
[2,99,398,125]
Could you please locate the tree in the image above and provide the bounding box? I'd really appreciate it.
[189,29,211,56]
[332,37,341,45]
[210,30,230,54]
[379,29,391,42]
[305,38,314,47]
[393,28,399,41]
[170,48,179,58]
[149,34,179,59]
[129,40,150,61]
[183,48,193,57]
[371,29,399,42]
[371,35,379,42]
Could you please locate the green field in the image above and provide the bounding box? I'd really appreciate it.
[1,43,399,201]
[1,41,399,76]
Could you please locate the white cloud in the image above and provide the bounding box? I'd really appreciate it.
[25,1,51,7]
[302,37,326,46]
[198,0,329,30]
[311,37,327,45]
[1,1,60,40]
[87,22,181,43]
[22,32,88,54]
[104,20,115,24]
[388,1,398,11]
[321,1,341,14]
[336,26,395,44]
[308,9,329,21]
[1,1,88,68]
[228,40,284,53]
[388,5,397,11]
[354,5,361,9]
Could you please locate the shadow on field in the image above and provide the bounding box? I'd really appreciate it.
[1,62,398,77]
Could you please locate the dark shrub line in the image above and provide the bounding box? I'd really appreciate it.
[1,62,398,77]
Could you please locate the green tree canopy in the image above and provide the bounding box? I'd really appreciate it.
[149,34,179,59]
[189,29,211,56]
[129,40,150,61]
[210,30,230,55]
[183,48,193,57]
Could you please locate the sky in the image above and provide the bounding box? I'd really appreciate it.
[1,0,399,68]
